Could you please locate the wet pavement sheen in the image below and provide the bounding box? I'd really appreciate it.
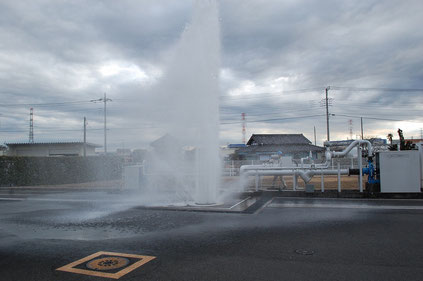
[0,191,423,281]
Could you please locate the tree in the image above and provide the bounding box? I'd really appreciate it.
[389,129,415,151]
[387,133,393,145]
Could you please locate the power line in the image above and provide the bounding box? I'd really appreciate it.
[331,86,423,92]
[220,87,325,101]
[0,128,104,133]
[0,100,94,107]
[220,106,323,116]
[221,114,325,125]
[332,113,404,122]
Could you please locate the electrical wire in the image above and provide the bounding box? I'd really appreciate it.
[331,113,408,122]
[221,114,326,125]
[331,86,423,92]
[220,87,325,100]
[0,100,95,107]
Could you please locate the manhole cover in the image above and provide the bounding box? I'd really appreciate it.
[86,257,130,271]
[295,249,314,255]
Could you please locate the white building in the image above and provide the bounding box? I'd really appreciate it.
[4,142,101,157]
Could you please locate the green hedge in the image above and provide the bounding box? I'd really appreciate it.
[0,156,123,187]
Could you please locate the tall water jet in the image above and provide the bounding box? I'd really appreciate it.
[141,0,221,205]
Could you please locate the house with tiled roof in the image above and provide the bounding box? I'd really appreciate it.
[235,134,325,160]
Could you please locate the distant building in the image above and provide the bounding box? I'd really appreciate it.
[116,148,132,163]
[4,142,101,157]
[327,138,388,152]
[227,144,247,149]
[150,134,182,155]
[149,134,196,160]
[234,134,325,160]
[116,148,131,156]
[131,149,147,163]
[405,138,423,144]
[221,144,247,160]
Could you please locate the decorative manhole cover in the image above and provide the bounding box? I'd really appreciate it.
[86,257,130,271]
[56,251,156,279]
[295,249,314,255]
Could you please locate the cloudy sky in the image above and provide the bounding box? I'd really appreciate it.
[0,0,422,151]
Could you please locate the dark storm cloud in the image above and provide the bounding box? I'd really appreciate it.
[218,0,423,143]
[221,0,423,88]
[0,0,422,148]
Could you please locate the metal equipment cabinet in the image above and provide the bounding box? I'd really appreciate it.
[378,151,421,193]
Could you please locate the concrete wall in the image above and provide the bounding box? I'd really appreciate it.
[0,156,122,186]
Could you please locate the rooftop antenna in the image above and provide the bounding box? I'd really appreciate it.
[242,112,246,144]
[29,107,34,143]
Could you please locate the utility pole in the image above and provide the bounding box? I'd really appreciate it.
[83,117,87,157]
[314,126,317,146]
[242,113,246,144]
[360,117,364,140]
[29,107,34,143]
[91,93,112,154]
[325,86,330,141]
[103,93,108,154]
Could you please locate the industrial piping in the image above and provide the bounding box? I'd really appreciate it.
[243,168,350,184]
[239,140,373,191]
[327,139,373,158]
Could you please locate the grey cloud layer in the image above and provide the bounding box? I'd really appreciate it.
[0,0,422,148]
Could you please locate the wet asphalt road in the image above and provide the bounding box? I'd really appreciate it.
[1,190,423,281]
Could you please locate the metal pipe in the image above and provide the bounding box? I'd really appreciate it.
[330,140,373,158]
[245,170,310,184]
[240,160,330,172]
[244,169,349,184]
[240,141,371,191]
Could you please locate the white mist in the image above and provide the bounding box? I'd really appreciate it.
[143,0,221,205]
